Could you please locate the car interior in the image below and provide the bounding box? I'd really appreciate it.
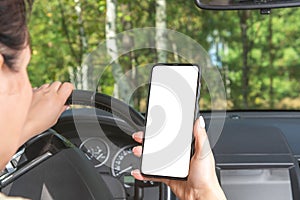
[2,0,300,199]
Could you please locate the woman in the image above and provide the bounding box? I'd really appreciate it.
[0,0,226,199]
[0,0,73,168]
[0,0,73,199]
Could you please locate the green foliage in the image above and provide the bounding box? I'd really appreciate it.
[28,0,300,110]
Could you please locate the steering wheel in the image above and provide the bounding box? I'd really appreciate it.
[64,90,169,200]
[1,90,169,200]
[66,90,145,130]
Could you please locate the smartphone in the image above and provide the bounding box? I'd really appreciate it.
[141,64,201,179]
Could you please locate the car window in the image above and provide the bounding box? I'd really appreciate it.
[28,0,300,111]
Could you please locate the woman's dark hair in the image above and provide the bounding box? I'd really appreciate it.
[0,0,33,70]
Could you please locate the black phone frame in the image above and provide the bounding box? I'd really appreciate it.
[140,63,202,180]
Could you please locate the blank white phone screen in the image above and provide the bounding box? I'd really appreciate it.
[141,65,199,178]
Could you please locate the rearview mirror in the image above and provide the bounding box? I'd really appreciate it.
[195,0,300,11]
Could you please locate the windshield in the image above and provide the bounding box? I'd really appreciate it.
[28,1,300,111]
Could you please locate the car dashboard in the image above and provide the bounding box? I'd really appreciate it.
[2,109,300,200]
[208,111,300,200]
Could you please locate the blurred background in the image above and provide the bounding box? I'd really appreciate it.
[28,0,300,111]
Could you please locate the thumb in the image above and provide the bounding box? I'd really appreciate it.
[193,116,212,160]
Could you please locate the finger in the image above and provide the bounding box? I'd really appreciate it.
[49,81,62,92]
[57,82,74,104]
[60,105,69,113]
[52,105,70,123]
[57,82,73,100]
[38,83,50,90]
[131,169,169,185]
[132,146,142,157]
[193,116,212,160]
[131,169,145,180]
[132,131,144,143]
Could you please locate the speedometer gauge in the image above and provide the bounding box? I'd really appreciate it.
[79,137,110,167]
[112,145,140,188]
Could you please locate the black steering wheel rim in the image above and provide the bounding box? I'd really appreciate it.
[66,90,145,131]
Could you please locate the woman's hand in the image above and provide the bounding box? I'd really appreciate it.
[20,82,73,146]
[131,116,226,200]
